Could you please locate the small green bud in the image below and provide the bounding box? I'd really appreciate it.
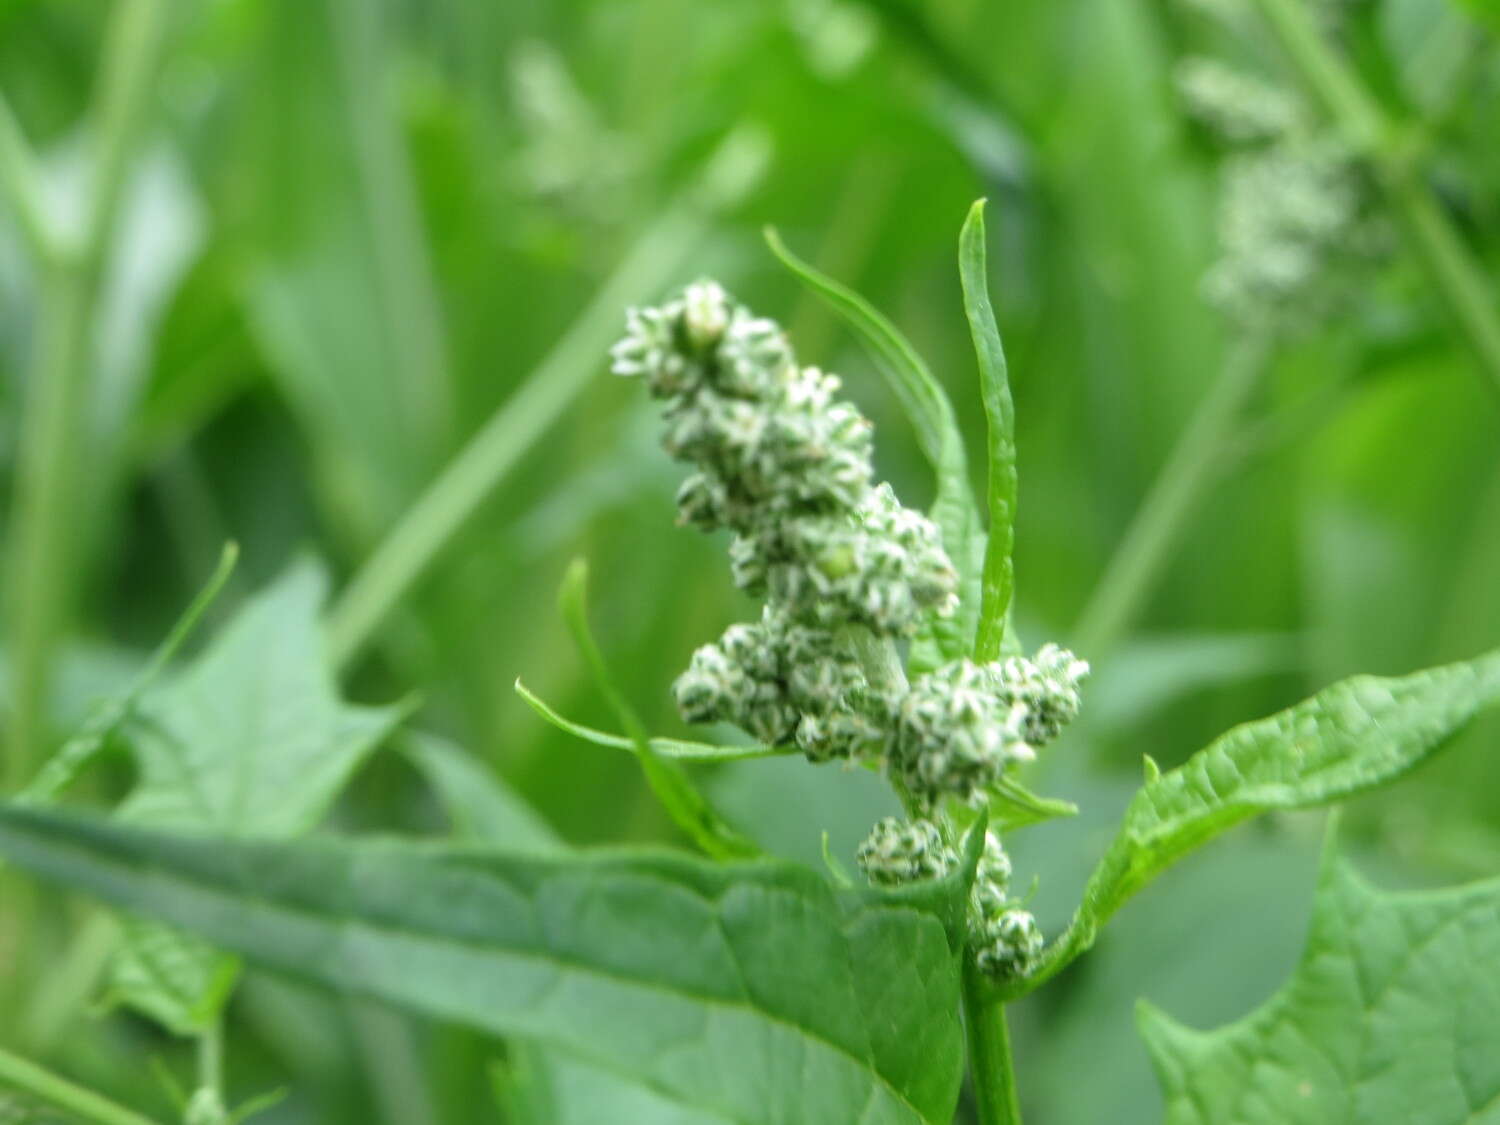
[856,816,957,885]
[971,907,1044,981]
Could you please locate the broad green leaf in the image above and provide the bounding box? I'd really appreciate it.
[1139,841,1500,1124]
[108,561,408,1034]
[1008,648,1500,997]
[957,199,1018,662]
[556,559,761,861]
[514,679,791,763]
[763,227,980,672]
[0,807,977,1125]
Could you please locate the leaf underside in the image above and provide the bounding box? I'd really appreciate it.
[0,809,971,1125]
[1140,850,1500,1124]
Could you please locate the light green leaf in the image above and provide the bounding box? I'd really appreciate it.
[763,227,980,672]
[556,560,761,861]
[1009,648,1500,997]
[957,199,1017,663]
[1139,839,1500,1124]
[19,543,239,808]
[514,679,791,764]
[988,777,1078,832]
[0,807,975,1125]
[108,560,408,1034]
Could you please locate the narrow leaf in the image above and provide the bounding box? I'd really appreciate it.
[514,679,791,763]
[957,200,1018,662]
[764,227,980,670]
[1140,834,1500,1124]
[556,559,761,860]
[1009,648,1500,996]
[403,732,562,853]
[0,808,972,1125]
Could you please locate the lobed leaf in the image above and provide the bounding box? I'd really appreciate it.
[1140,837,1500,1123]
[763,227,980,672]
[0,807,974,1125]
[108,561,408,1034]
[1007,648,1500,997]
[957,200,1018,662]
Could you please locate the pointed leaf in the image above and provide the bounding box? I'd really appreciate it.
[1011,649,1500,996]
[108,561,407,1034]
[0,807,973,1125]
[1139,845,1500,1124]
[957,200,1018,662]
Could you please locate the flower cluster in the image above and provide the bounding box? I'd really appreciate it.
[616,282,1087,983]
[615,281,958,762]
[889,647,1089,809]
[855,816,957,886]
[1173,55,1382,330]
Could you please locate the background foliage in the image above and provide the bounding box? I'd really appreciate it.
[1,0,1497,1121]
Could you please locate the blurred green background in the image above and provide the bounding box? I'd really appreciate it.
[1,0,1498,1121]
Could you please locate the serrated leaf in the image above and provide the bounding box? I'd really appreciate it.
[1011,649,1500,996]
[1139,843,1500,1124]
[958,199,1018,663]
[107,561,407,1034]
[764,227,980,672]
[0,807,975,1125]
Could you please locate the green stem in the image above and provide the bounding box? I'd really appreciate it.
[962,964,1023,1125]
[0,1045,163,1125]
[196,1018,224,1104]
[0,92,54,262]
[1072,334,1268,656]
[1249,0,1500,399]
[325,127,770,670]
[5,0,170,782]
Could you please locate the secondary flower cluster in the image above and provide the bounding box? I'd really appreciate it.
[856,820,1042,980]
[614,283,1088,979]
[1175,56,1381,330]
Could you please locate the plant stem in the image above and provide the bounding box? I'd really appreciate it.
[0,1045,163,1125]
[1072,334,1268,657]
[5,0,170,782]
[1249,0,1500,400]
[962,963,1023,1125]
[0,92,54,262]
[197,1017,224,1103]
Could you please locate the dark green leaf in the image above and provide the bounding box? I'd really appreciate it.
[1139,837,1500,1124]
[0,807,974,1125]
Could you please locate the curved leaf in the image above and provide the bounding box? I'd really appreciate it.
[1009,648,1500,997]
[0,808,973,1125]
[1140,840,1500,1123]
